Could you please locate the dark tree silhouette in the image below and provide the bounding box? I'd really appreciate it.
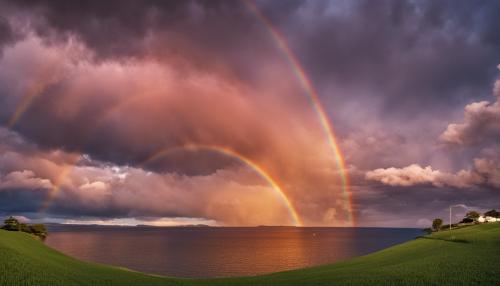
[432,218,443,231]
[465,211,480,221]
[2,216,20,231]
[484,210,500,218]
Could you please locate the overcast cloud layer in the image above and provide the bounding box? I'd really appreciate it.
[1,0,500,227]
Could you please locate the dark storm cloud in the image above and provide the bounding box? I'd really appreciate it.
[0,0,287,170]
[271,0,500,114]
[5,0,275,78]
[0,188,48,215]
[0,9,24,58]
[0,16,14,50]
[3,0,500,168]
[13,0,500,111]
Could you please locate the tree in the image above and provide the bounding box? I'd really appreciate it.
[484,209,500,218]
[19,223,30,232]
[2,216,20,231]
[465,211,480,221]
[29,224,47,238]
[460,217,474,223]
[432,218,443,231]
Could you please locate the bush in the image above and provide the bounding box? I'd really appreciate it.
[29,224,47,238]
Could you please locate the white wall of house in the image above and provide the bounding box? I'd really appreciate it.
[478,216,498,223]
[486,216,497,222]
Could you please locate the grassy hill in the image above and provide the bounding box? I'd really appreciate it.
[1,223,500,285]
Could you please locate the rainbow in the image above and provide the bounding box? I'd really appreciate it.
[10,4,353,225]
[39,164,73,213]
[8,76,49,128]
[244,0,353,225]
[142,143,303,226]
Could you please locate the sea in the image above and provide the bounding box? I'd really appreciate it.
[44,226,422,278]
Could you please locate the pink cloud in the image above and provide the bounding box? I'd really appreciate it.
[0,170,52,190]
[0,31,353,226]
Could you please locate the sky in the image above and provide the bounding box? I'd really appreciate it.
[0,0,500,227]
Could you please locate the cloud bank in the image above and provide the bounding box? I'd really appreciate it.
[367,76,500,190]
[440,77,500,147]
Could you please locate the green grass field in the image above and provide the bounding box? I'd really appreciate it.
[1,223,500,285]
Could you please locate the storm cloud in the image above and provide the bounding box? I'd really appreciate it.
[1,0,500,227]
[440,77,500,147]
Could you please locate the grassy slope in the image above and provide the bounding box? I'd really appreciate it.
[1,224,500,286]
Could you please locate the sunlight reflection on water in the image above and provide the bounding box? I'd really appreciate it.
[45,227,421,278]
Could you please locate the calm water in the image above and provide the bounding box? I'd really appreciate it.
[45,226,422,278]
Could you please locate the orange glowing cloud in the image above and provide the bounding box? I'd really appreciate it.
[0,29,352,226]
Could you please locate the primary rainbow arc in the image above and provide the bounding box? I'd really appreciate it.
[244,0,354,225]
[142,143,303,226]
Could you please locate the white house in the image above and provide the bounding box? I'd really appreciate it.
[486,216,498,222]
[478,216,498,223]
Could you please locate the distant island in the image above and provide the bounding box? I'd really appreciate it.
[135,224,212,228]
